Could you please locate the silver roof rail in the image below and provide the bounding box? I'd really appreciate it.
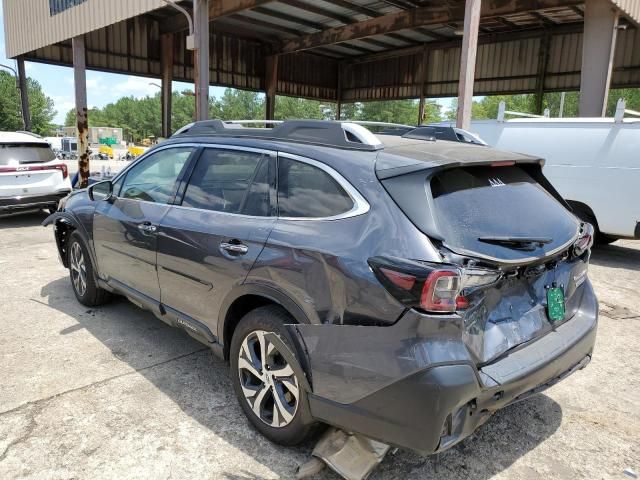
[497,101,550,122]
[614,99,640,123]
[339,120,414,129]
[173,119,385,151]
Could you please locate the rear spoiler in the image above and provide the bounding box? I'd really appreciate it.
[376,156,544,180]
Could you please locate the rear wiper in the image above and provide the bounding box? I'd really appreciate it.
[478,236,552,251]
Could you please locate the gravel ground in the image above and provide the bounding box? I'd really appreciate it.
[0,211,638,480]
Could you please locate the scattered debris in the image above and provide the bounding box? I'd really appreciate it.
[296,457,326,479]
[624,468,638,479]
[296,428,390,480]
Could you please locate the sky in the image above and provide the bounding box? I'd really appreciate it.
[0,2,452,125]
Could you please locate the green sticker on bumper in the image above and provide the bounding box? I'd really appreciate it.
[547,287,565,323]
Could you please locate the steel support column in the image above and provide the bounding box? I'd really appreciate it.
[16,57,31,132]
[72,36,90,188]
[194,0,210,121]
[579,0,619,117]
[265,55,278,120]
[336,62,343,120]
[535,34,551,115]
[161,33,174,138]
[418,45,428,125]
[456,0,481,130]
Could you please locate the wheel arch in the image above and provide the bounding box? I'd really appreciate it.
[218,284,311,361]
[46,214,81,269]
[566,200,598,228]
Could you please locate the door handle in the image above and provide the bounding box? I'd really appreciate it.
[137,222,157,234]
[220,242,249,255]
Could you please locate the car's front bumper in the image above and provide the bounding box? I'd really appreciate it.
[291,281,598,456]
[0,190,71,213]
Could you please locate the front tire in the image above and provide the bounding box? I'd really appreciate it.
[67,231,111,307]
[230,305,315,446]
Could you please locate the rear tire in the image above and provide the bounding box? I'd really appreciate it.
[229,305,315,446]
[67,231,111,307]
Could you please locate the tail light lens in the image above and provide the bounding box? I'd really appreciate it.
[420,270,462,312]
[573,223,594,258]
[54,163,68,179]
[0,163,68,179]
[369,257,500,314]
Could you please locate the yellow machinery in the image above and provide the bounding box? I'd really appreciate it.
[127,145,147,157]
[99,145,114,158]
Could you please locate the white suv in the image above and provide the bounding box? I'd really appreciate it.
[0,132,72,214]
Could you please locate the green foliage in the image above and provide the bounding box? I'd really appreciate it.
[338,99,442,124]
[215,89,265,120]
[61,87,450,142]
[446,89,640,122]
[0,71,56,135]
[275,96,325,120]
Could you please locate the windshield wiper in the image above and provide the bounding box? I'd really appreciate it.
[478,236,553,251]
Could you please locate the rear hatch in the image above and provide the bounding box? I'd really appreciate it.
[0,143,66,197]
[377,141,591,364]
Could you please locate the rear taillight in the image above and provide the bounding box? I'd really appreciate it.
[369,257,499,314]
[0,163,68,179]
[54,163,68,179]
[573,223,594,258]
[420,270,463,312]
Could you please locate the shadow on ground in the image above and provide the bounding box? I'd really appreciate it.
[0,209,50,229]
[40,275,563,480]
[591,242,640,272]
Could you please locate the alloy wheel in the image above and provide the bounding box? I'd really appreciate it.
[237,330,300,428]
[69,242,87,297]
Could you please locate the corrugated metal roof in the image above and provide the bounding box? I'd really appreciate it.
[3,0,165,58]
[611,0,640,25]
[4,0,640,104]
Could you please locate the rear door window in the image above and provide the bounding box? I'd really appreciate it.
[277,157,353,218]
[182,148,271,216]
[430,165,578,259]
[0,143,56,165]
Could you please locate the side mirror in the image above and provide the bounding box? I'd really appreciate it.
[88,180,113,202]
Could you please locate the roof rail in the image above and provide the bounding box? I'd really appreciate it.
[497,101,550,122]
[172,119,384,151]
[15,130,44,139]
[614,99,640,123]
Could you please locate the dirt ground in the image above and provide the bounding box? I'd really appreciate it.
[0,211,638,480]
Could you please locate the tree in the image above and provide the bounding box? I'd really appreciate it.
[0,71,56,135]
[359,99,419,125]
[217,89,264,120]
[275,96,324,120]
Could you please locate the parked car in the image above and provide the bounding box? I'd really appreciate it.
[0,132,72,215]
[43,120,597,456]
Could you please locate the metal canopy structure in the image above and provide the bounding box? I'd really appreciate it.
[3,0,639,183]
[5,0,640,104]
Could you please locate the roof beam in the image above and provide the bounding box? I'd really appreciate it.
[277,0,582,54]
[319,0,382,18]
[277,0,355,25]
[347,22,584,65]
[160,0,275,34]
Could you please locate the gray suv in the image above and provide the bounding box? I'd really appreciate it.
[44,120,597,455]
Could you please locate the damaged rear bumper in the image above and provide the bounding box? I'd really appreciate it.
[290,282,598,456]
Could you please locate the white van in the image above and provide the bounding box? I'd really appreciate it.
[445,111,640,243]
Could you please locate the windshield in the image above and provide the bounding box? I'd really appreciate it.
[430,165,578,261]
[0,143,56,165]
